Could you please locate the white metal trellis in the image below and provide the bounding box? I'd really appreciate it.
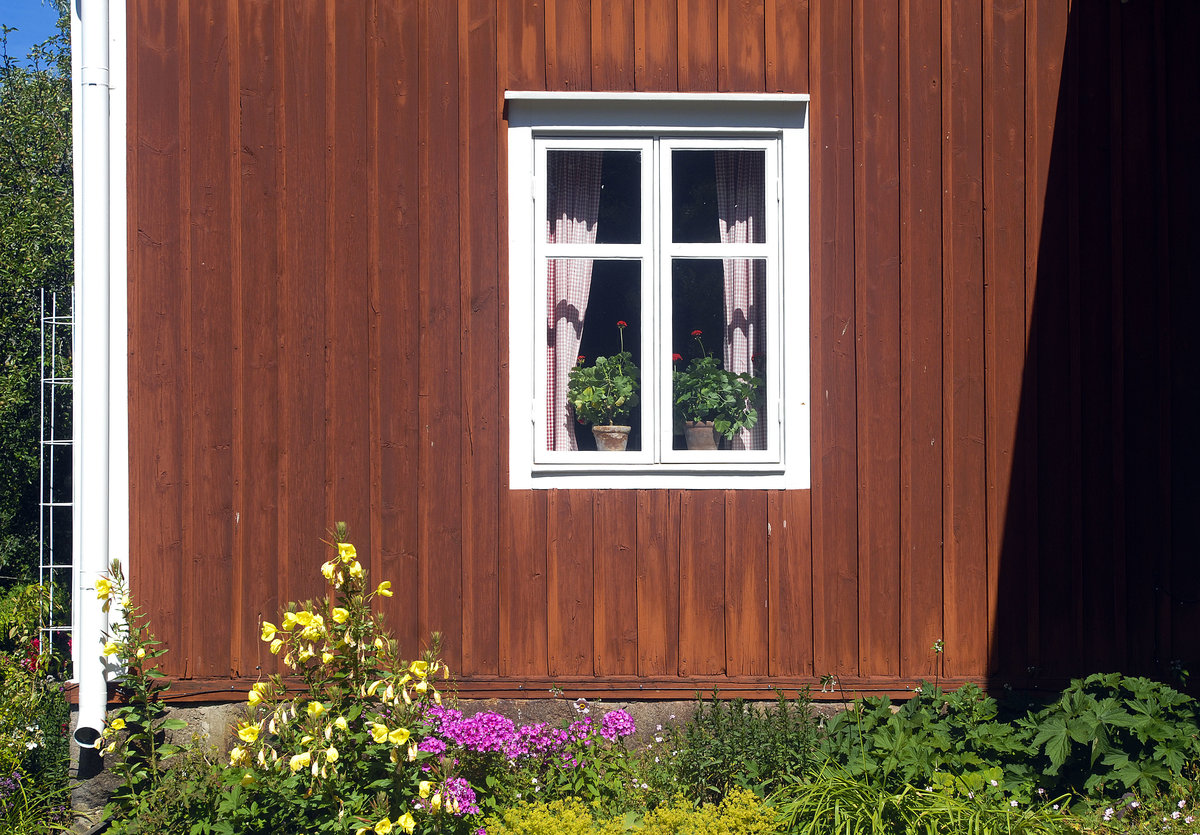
[39,288,74,665]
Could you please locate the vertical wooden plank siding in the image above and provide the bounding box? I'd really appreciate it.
[853,0,902,679]
[372,0,422,656]
[186,0,236,677]
[129,0,187,676]
[940,0,988,679]
[982,0,1026,676]
[459,0,502,677]
[808,0,859,678]
[234,0,282,677]
[124,1,1200,694]
[897,0,943,682]
[417,0,465,670]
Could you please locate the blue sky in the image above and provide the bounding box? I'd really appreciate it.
[1,0,63,65]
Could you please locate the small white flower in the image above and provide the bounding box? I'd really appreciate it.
[968,792,975,799]
[1053,805,1060,811]
[1173,812,1182,820]
[1103,808,1115,821]
[990,780,999,787]
[1010,800,1018,807]
[1133,801,1141,808]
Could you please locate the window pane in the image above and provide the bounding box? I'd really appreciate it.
[546,150,641,245]
[672,149,765,244]
[671,258,767,451]
[546,259,642,451]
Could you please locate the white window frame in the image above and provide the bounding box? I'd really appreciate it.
[507,92,810,490]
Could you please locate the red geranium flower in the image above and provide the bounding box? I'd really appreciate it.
[617,320,628,328]
[672,353,682,362]
[691,329,703,337]
[576,354,586,364]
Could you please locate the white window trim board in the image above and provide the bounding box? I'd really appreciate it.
[506,92,810,490]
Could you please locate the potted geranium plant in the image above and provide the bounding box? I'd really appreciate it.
[567,320,640,451]
[673,329,761,450]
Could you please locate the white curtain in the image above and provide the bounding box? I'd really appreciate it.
[715,150,767,450]
[546,152,603,451]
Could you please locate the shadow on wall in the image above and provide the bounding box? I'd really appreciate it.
[989,0,1200,692]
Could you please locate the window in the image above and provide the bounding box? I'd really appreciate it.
[507,93,809,489]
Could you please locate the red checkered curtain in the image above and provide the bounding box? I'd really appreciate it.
[715,150,767,450]
[546,152,603,451]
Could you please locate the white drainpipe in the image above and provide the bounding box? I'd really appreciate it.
[72,0,114,749]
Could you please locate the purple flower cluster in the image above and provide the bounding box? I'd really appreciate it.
[421,704,637,763]
[443,776,481,815]
[0,770,22,814]
[599,709,636,742]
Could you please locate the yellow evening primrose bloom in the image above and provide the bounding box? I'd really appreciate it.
[294,611,314,627]
[321,651,334,664]
[102,641,120,657]
[289,751,312,773]
[373,817,393,835]
[307,701,326,719]
[321,560,337,580]
[229,746,249,766]
[348,561,364,579]
[375,581,393,597]
[397,813,416,835]
[387,727,410,746]
[334,716,348,731]
[331,607,349,624]
[338,542,357,562]
[374,637,386,651]
[414,680,428,694]
[109,718,126,731]
[269,638,284,655]
[366,679,383,696]
[325,745,339,763]
[419,780,432,798]
[261,621,277,641]
[135,647,146,659]
[408,660,430,678]
[282,611,299,630]
[407,741,418,761]
[95,577,113,600]
[237,723,261,743]
[430,793,442,812]
[369,723,389,744]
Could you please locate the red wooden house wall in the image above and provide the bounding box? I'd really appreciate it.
[125,0,1200,700]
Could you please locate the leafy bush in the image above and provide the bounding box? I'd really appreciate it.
[774,763,1072,835]
[1018,673,1200,798]
[483,787,782,835]
[670,689,823,803]
[819,683,1032,793]
[105,743,225,835]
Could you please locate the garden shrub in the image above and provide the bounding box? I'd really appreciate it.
[819,683,1033,794]
[1018,673,1200,798]
[774,762,1072,835]
[0,583,72,833]
[670,689,823,803]
[483,788,781,835]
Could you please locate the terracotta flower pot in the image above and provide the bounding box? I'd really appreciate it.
[592,425,631,451]
[684,420,718,450]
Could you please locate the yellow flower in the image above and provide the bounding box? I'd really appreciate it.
[407,741,418,761]
[387,727,410,746]
[261,621,277,641]
[430,793,442,812]
[369,723,389,744]
[414,679,428,694]
[102,641,120,657]
[135,647,146,659]
[229,746,249,766]
[396,813,416,835]
[269,638,283,655]
[321,651,334,664]
[288,751,312,773]
[248,682,269,707]
[307,701,326,719]
[325,745,338,763]
[321,560,338,580]
[240,771,255,786]
[331,607,349,624]
[95,576,113,601]
[237,723,260,743]
[294,611,314,627]
[367,679,384,696]
[348,561,364,579]
[109,717,126,731]
[373,817,393,835]
[408,660,430,678]
[375,581,393,597]
[338,542,357,562]
[282,612,298,630]
[334,716,348,731]
[374,638,386,651]
[419,780,432,798]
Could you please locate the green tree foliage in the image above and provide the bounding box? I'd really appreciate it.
[0,6,73,583]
